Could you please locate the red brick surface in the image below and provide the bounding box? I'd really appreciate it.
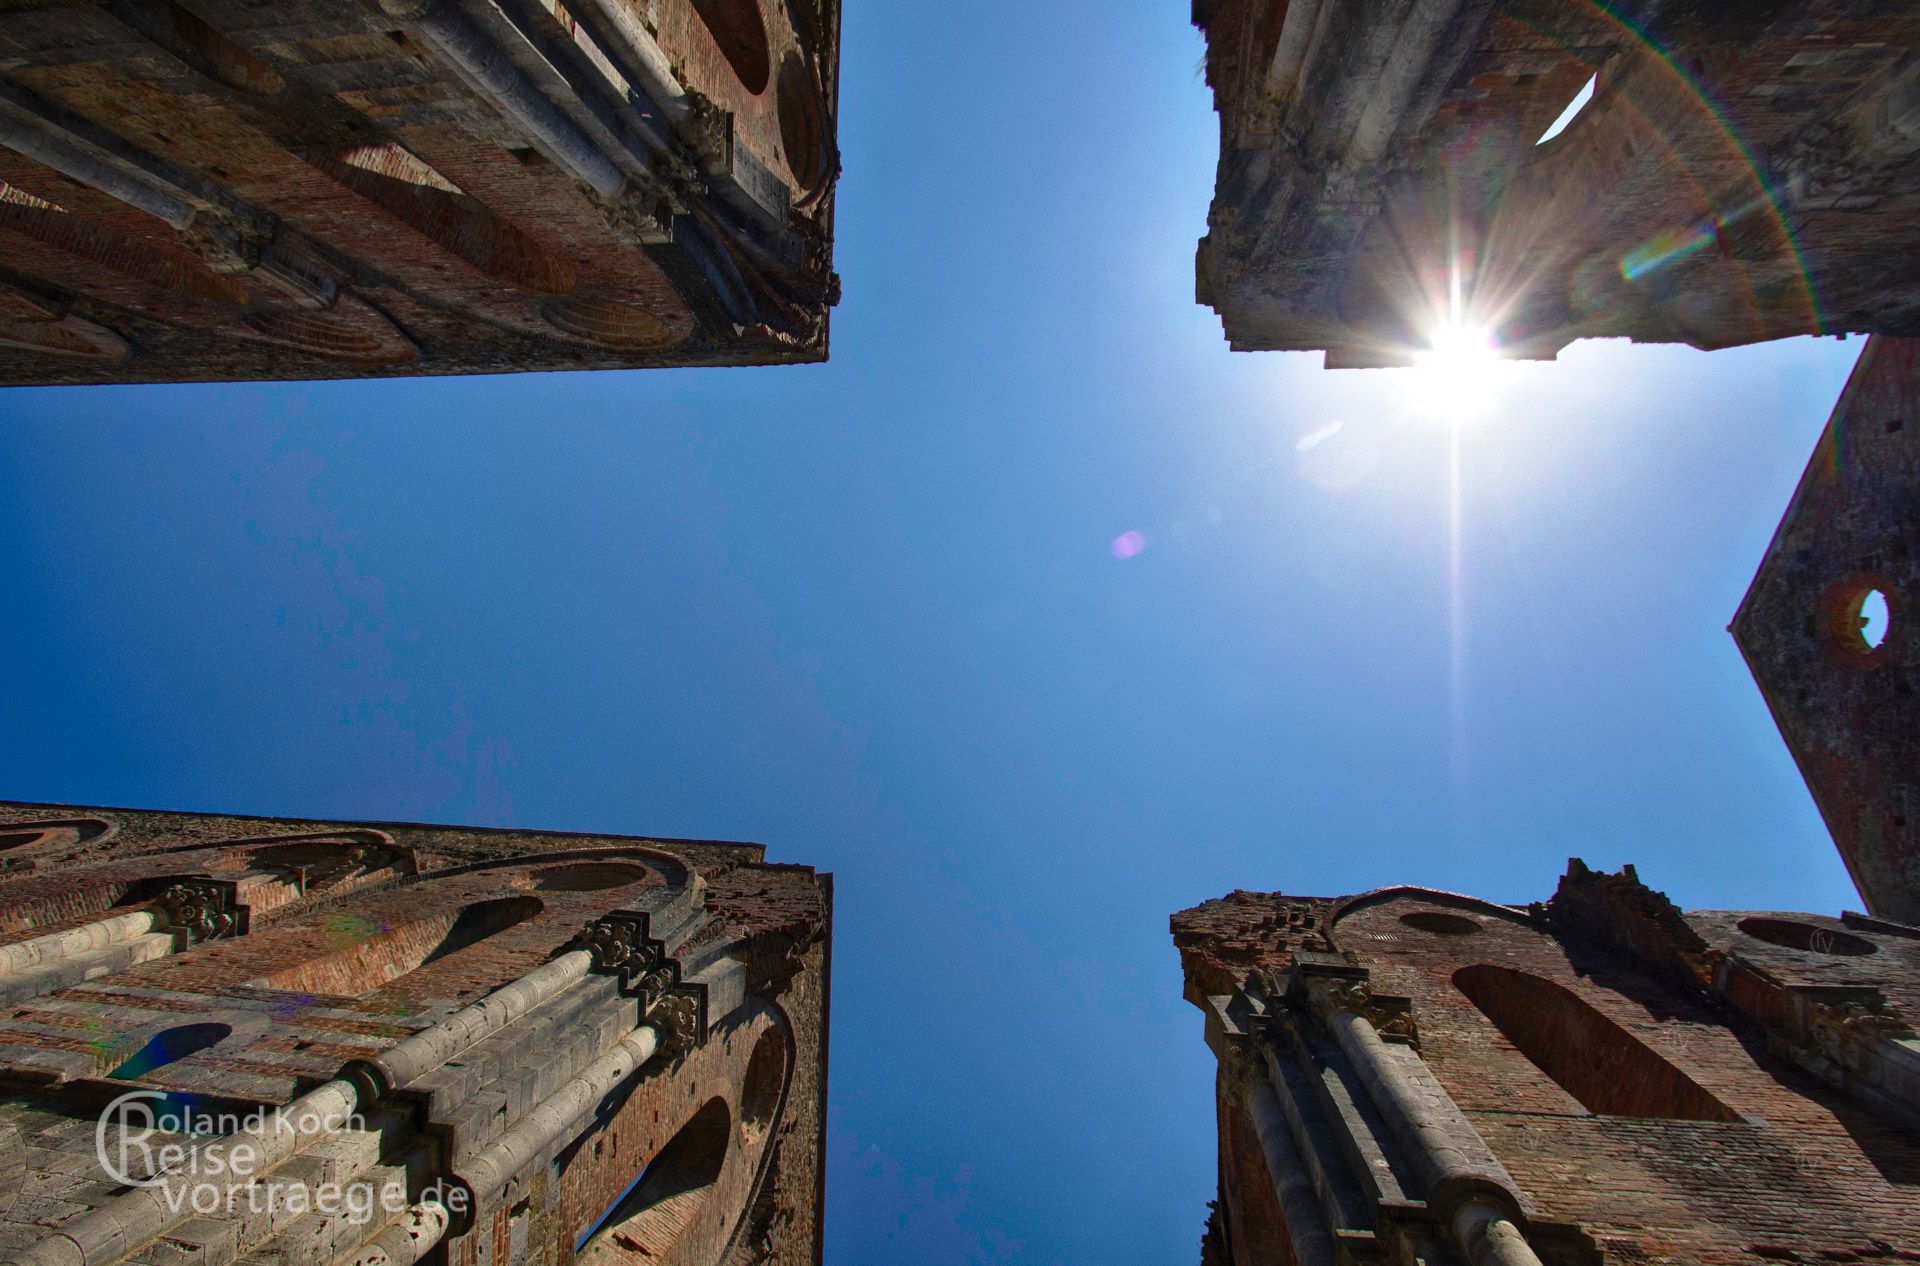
[0,0,840,384]
[1174,868,1920,1266]
[0,801,830,1266]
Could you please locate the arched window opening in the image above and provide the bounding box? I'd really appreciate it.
[1453,965,1739,1122]
[690,0,771,94]
[256,895,544,997]
[577,1099,732,1263]
[1821,577,1898,665]
[109,1022,232,1080]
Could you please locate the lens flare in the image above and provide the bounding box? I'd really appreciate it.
[1410,324,1503,425]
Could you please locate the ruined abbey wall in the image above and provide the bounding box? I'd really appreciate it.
[0,803,831,1266]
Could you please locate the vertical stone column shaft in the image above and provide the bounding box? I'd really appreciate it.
[373,0,626,195]
[1326,1006,1544,1266]
[455,1024,661,1206]
[1244,1080,1337,1266]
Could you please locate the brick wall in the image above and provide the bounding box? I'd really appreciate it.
[1192,0,1920,363]
[1174,870,1920,1266]
[0,0,841,384]
[0,802,831,1266]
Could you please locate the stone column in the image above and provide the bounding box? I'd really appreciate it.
[0,911,164,977]
[0,880,250,1007]
[454,1024,663,1209]
[1242,1079,1337,1266]
[371,0,626,195]
[329,1200,449,1266]
[1316,979,1545,1266]
[1,944,605,1266]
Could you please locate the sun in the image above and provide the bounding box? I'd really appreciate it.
[1409,323,1503,424]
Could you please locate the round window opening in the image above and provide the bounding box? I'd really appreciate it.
[1823,579,1896,662]
[1738,917,1877,957]
[1400,911,1483,937]
[1859,588,1891,649]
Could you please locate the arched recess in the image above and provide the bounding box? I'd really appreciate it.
[526,862,653,893]
[0,817,114,855]
[690,0,771,94]
[553,1005,796,1266]
[0,831,412,931]
[148,827,403,857]
[231,833,415,907]
[255,895,544,997]
[542,295,681,352]
[0,312,128,362]
[1327,887,1535,952]
[235,301,418,367]
[1738,917,1879,957]
[738,1026,788,1145]
[0,185,250,303]
[1453,965,1740,1122]
[705,1009,803,1263]
[422,845,692,894]
[576,1098,733,1264]
[1400,910,1483,937]
[776,52,833,206]
[304,144,575,293]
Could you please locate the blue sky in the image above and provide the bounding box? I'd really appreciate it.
[0,1,1871,1262]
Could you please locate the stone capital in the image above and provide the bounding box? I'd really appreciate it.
[571,912,709,1053]
[153,878,247,944]
[1289,962,1421,1049]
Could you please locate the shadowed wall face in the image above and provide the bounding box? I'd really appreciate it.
[1736,336,1920,924]
[0,0,842,385]
[1449,964,1740,1122]
[1192,0,1920,365]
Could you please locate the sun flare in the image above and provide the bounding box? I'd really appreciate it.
[1410,323,1503,425]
